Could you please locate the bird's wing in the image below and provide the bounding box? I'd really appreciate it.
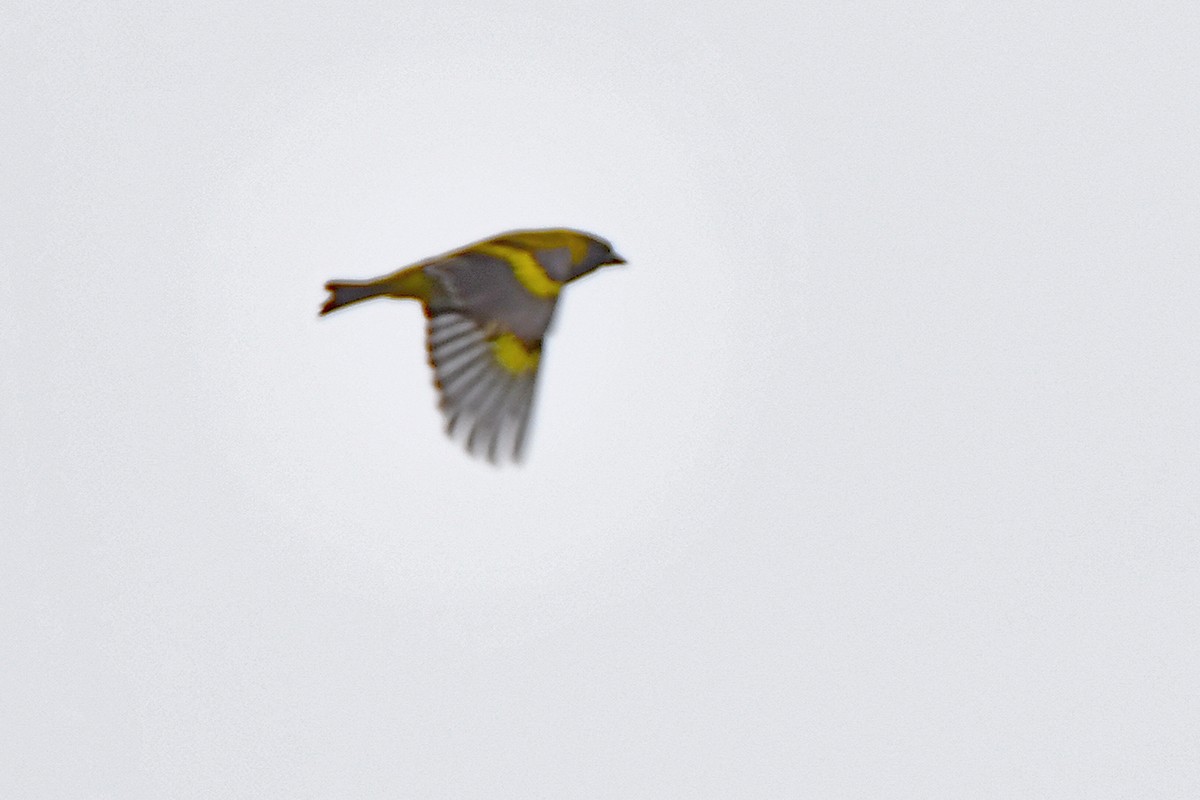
[417,252,559,463]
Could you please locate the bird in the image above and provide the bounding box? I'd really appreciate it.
[319,228,624,464]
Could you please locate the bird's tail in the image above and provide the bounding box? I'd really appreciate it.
[320,280,387,316]
[320,266,435,316]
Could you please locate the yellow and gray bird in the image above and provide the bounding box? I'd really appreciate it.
[319,228,624,463]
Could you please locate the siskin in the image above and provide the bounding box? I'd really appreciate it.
[320,228,624,463]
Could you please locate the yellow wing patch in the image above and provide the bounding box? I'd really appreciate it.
[472,242,562,298]
[492,333,541,374]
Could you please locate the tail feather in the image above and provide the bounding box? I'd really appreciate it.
[320,281,385,315]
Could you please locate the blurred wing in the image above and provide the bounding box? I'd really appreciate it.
[425,311,541,463]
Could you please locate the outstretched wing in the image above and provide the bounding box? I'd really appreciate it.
[419,252,559,463]
[425,310,542,463]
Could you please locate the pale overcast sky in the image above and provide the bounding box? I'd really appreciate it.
[3,2,1199,797]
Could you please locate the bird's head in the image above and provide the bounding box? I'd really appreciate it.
[570,231,625,280]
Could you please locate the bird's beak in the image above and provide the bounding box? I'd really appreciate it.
[608,253,626,265]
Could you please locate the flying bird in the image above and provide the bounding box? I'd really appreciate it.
[320,228,624,463]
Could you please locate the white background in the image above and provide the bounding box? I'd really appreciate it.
[3,1,1198,796]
